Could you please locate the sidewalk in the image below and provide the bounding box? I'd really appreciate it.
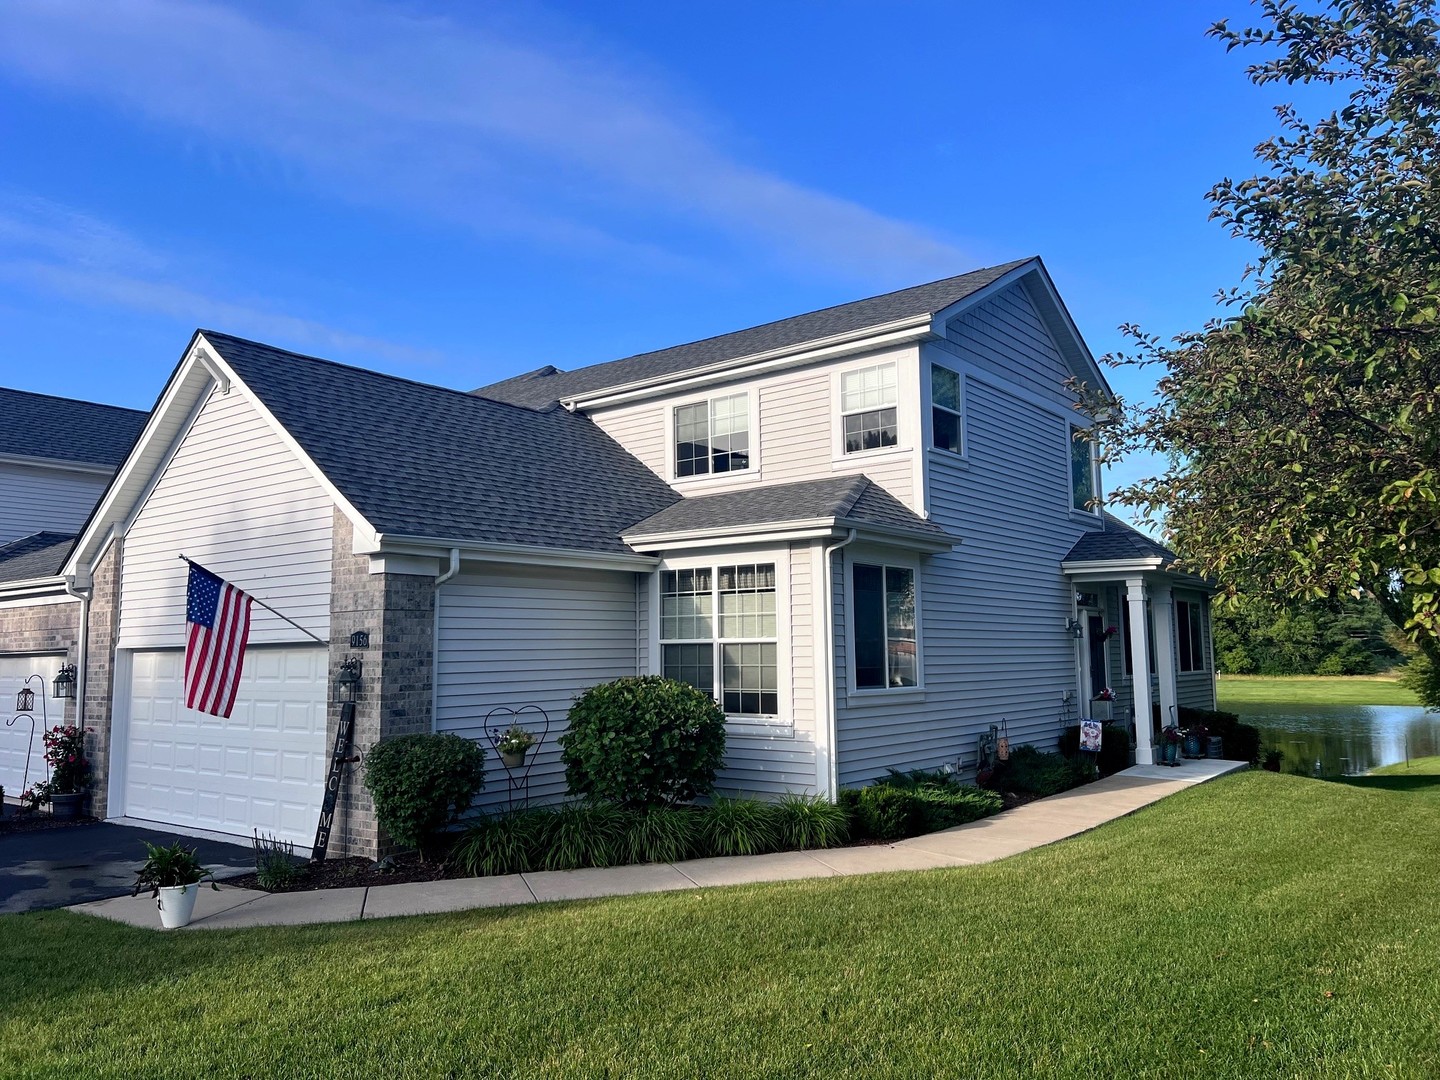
[71,758,1244,931]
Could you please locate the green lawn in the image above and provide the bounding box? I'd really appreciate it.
[5,771,1440,1077]
[1218,673,1420,706]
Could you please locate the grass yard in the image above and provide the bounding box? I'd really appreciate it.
[5,769,1440,1077]
[1218,673,1419,707]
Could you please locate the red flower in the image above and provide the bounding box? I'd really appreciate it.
[68,754,76,763]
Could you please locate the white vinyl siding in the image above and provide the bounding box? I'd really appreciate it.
[116,387,333,649]
[586,345,919,509]
[0,462,110,546]
[943,278,1082,411]
[434,565,640,813]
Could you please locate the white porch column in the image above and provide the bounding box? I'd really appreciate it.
[1125,577,1154,764]
[1153,584,1181,734]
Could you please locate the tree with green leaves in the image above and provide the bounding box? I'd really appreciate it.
[1087,0,1440,706]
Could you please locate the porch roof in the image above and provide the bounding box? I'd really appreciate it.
[0,531,75,584]
[1064,513,1177,565]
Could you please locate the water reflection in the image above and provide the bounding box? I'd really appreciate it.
[1233,703,1440,776]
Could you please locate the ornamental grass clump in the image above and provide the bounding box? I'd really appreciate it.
[773,792,849,849]
[623,806,701,864]
[362,733,486,859]
[702,796,781,856]
[449,810,550,877]
[560,676,726,808]
[540,802,631,871]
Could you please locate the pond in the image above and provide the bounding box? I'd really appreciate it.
[1232,702,1440,776]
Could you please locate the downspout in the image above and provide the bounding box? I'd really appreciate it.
[818,529,857,800]
[435,548,461,587]
[430,549,461,731]
[63,575,90,729]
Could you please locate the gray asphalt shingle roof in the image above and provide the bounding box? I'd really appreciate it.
[623,476,953,542]
[0,388,147,467]
[1064,513,1178,564]
[0,531,75,583]
[201,332,683,556]
[476,259,1033,409]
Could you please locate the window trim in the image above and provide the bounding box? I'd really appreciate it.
[651,550,791,731]
[927,361,965,458]
[1069,424,1102,516]
[833,359,906,461]
[846,549,924,697]
[1176,597,1207,673]
[669,391,757,484]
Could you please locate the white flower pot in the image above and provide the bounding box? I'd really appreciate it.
[158,883,200,929]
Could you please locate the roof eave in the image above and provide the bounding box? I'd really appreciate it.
[0,452,116,476]
[0,575,75,601]
[368,533,659,572]
[623,516,958,554]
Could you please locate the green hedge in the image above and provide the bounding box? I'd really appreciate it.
[1178,706,1262,765]
[985,745,1095,798]
[1057,723,1134,775]
[841,769,1003,841]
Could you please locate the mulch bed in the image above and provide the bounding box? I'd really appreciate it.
[227,852,459,893]
[0,807,98,835]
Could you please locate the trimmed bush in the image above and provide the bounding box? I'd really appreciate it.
[1179,706,1261,765]
[849,770,1004,838]
[986,745,1093,798]
[561,676,726,808]
[1058,723,1134,775]
[624,807,701,865]
[852,785,923,841]
[773,793,850,849]
[911,785,1002,830]
[703,797,781,856]
[362,733,485,857]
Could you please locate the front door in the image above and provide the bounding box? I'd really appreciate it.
[1084,613,1108,711]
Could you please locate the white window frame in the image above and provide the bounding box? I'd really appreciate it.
[1069,424,1102,516]
[651,549,791,733]
[1176,597,1207,673]
[834,360,904,460]
[928,361,965,458]
[845,547,924,697]
[669,391,756,484]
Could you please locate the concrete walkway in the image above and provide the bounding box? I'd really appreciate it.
[71,757,1244,931]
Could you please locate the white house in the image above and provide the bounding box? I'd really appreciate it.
[30,257,1214,857]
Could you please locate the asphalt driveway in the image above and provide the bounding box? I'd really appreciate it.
[0,817,253,914]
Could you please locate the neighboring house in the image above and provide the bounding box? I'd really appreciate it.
[0,391,148,798]
[32,256,1214,858]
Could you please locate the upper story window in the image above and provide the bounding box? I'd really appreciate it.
[661,563,778,716]
[853,562,917,689]
[841,363,898,454]
[1177,599,1206,672]
[1070,425,1100,512]
[931,364,962,455]
[675,393,750,478]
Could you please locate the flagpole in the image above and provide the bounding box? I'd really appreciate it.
[178,554,328,646]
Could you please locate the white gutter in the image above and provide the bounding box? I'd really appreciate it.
[429,548,461,733]
[624,519,958,555]
[817,529,857,800]
[63,574,90,728]
[363,533,659,573]
[434,548,461,586]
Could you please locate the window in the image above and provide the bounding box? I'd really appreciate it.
[1070,426,1100,511]
[853,563,917,689]
[931,364,962,454]
[675,394,749,478]
[661,564,778,715]
[1177,599,1206,672]
[841,363,898,454]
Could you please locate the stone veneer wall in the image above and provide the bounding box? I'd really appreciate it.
[326,510,437,859]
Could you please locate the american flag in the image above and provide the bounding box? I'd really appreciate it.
[184,563,253,718]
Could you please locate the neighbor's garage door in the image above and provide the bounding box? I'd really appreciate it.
[0,654,63,798]
[123,646,328,847]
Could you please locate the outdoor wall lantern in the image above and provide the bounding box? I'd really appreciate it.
[16,686,34,713]
[52,664,77,700]
[335,656,363,704]
[1065,617,1084,640]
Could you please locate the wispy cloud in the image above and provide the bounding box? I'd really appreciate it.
[0,0,970,284]
[0,192,439,366]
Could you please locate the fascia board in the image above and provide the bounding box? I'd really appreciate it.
[370,534,658,572]
[1061,558,1166,575]
[0,576,75,601]
[624,517,957,555]
[563,318,933,411]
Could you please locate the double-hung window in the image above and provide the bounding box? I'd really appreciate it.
[1176,599,1206,672]
[931,364,962,454]
[675,394,750,478]
[661,564,778,716]
[853,563,917,689]
[841,364,898,454]
[1070,425,1099,512]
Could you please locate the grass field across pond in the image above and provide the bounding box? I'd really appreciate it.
[1218,673,1419,707]
[4,770,1440,1076]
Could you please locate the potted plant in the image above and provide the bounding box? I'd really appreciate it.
[496,724,536,769]
[1159,725,1184,766]
[1182,724,1207,759]
[30,724,90,820]
[1091,686,1115,722]
[133,840,220,929]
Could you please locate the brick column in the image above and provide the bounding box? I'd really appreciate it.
[82,541,122,818]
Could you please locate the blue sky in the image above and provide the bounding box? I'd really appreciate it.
[0,1,1320,494]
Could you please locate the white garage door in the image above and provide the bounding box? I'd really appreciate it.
[123,646,328,846]
[0,654,63,798]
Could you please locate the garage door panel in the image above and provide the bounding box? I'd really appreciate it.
[124,646,327,846]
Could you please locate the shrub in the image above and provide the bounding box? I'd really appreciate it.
[449,810,549,876]
[362,733,486,857]
[773,793,850,849]
[856,770,1003,837]
[702,796,781,856]
[911,785,1002,830]
[852,785,923,841]
[1179,706,1260,764]
[561,676,726,808]
[251,831,300,891]
[1058,723,1134,775]
[541,802,631,870]
[986,745,1093,797]
[623,807,701,864]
